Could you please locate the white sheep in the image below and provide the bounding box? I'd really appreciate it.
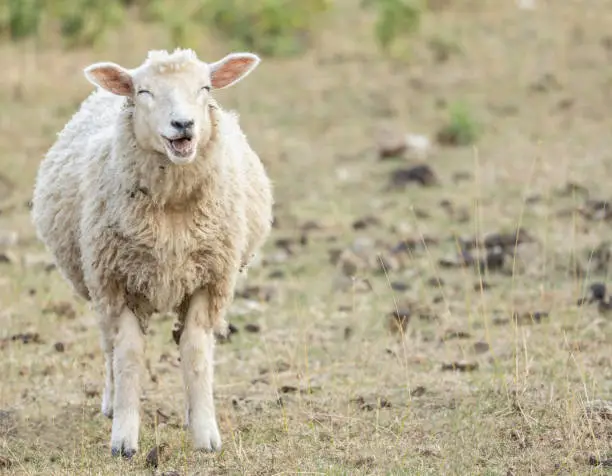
[30,48,273,457]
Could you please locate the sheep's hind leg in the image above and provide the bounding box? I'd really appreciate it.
[110,306,145,458]
[179,288,221,451]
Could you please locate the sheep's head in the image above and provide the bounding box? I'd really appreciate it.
[83,49,260,165]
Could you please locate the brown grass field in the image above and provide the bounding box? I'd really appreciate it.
[1,1,612,474]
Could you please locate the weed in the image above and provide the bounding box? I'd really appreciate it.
[436,101,480,146]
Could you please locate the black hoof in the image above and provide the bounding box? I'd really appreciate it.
[111,445,136,459]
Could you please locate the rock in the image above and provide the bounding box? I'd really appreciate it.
[350,395,392,411]
[390,281,409,292]
[377,128,407,159]
[83,384,99,398]
[405,134,431,159]
[441,361,479,372]
[473,341,490,354]
[390,164,438,188]
[0,251,17,264]
[244,323,260,333]
[442,330,471,341]
[338,249,363,277]
[590,282,607,302]
[145,443,168,468]
[352,215,382,230]
[479,246,505,272]
[410,386,426,397]
[54,342,65,353]
[5,332,41,345]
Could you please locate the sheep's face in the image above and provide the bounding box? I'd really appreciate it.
[84,49,260,165]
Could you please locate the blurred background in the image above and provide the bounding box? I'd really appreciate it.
[1,0,612,474]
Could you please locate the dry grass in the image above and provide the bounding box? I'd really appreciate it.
[1,1,612,474]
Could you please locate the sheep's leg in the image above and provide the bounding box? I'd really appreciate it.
[110,306,145,458]
[100,325,114,419]
[180,288,221,452]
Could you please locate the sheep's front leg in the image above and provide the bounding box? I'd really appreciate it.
[110,306,145,458]
[180,288,221,451]
[100,325,114,419]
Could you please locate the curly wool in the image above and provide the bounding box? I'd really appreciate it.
[31,80,272,335]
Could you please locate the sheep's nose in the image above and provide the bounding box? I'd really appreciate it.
[171,119,194,132]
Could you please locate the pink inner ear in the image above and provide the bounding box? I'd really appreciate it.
[93,67,132,95]
[211,57,254,89]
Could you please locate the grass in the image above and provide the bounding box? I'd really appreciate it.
[1,0,612,474]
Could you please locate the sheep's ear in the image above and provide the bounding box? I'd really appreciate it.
[209,53,260,90]
[83,62,134,96]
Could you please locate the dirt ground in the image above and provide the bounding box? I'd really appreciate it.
[1,1,611,474]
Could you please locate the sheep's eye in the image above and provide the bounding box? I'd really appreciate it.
[137,89,153,97]
[201,85,211,92]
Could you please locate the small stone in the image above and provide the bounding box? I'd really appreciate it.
[244,323,260,333]
[377,129,407,159]
[410,386,426,397]
[390,281,409,292]
[145,443,168,468]
[590,282,606,301]
[53,342,65,353]
[390,164,438,188]
[352,215,381,230]
[9,332,40,344]
[279,385,298,394]
[83,384,99,398]
[0,251,16,264]
[473,341,490,354]
[442,330,471,341]
[441,361,479,372]
[479,246,505,272]
[405,134,431,159]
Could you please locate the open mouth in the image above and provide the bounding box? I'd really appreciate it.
[163,136,195,159]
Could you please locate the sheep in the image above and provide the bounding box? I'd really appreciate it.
[30,48,273,458]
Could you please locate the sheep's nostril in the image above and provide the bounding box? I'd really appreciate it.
[171,119,194,131]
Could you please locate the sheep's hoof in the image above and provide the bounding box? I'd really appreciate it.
[111,445,136,459]
[192,419,222,452]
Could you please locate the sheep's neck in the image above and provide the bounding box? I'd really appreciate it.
[115,106,221,209]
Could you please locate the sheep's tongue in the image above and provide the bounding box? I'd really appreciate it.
[171,138,192,154]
